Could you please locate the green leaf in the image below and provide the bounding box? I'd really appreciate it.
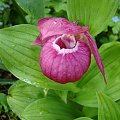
[74,117,93,120]
[21,97,78,120]
[73,42,120,107]
[45,0,67,12]
[15,0,44,22]
[67,0,118,36]
[73,90,98,107]
[0,58,7,70]
[104,80,120,102]
[117,100,120,107]
[82,107,98,118]
[0,93,9,112]
[97,92,120,120]
[55,90,68,103]
[7,80,44,117]
[0,24,79,92]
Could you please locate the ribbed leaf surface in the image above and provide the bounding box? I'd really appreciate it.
[97,92,120,120]
[7,80,44,117]
[21,97,77,120]
[67,0,118,36]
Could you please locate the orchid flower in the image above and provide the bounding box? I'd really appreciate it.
[33,18,106,84]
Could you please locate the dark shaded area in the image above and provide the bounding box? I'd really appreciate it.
[0,69,17,93]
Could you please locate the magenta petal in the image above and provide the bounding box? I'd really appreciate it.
[85,32,107,84]
[38,17,88,41]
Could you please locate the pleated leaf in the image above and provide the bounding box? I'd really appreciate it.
[67,0,118,36]
[73,90,98,107]
[73,42,120,107]
[0,24,79,92]
[7,80,44,117]
[21,97,78,120]
[104,80,120,102]
[97,92,120,120]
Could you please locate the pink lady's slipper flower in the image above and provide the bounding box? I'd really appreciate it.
[33,17,106,84]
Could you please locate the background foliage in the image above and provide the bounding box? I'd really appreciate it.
[0,0,120,120]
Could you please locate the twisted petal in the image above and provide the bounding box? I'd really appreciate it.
[85,32,107,83]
